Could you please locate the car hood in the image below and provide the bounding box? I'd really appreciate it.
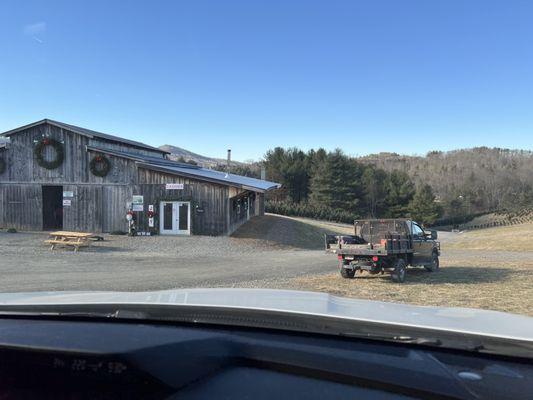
[0,288,531,343]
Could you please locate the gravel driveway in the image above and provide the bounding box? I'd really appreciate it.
[0,231,335,292]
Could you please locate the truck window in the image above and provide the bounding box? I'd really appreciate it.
[412,224,424,238]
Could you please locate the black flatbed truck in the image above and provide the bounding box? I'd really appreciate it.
[325,219,440,283]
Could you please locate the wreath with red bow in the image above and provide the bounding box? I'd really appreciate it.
[89,154,111,177]
[34,137,64,170]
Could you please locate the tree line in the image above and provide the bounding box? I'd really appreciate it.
[262,148,442,225]
[215,146,533,226]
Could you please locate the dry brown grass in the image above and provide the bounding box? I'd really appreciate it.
[287,254,533,316]
[446,223,533,251]
[232,214,353,249]
[273,220,533,316]
[235,215,533,316]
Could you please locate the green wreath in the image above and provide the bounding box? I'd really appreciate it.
[0,157,5,175]
[89,154,111,177]
[34,138,64,170]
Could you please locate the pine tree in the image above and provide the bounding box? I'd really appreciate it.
[309,149,362,213]
[408,184,442,225]
[385,171,415,217]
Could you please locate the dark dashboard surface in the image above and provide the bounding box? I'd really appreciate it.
[0,317,531,399]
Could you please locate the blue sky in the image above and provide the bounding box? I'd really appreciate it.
[1,1,532,161]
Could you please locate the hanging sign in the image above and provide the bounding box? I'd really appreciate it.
[165,183,184,190]
[62,199,71,206]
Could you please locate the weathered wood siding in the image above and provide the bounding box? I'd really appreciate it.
[87,138,165,159]
[0,122,266,235]
[0,184,42,230]
[136,168,229,235]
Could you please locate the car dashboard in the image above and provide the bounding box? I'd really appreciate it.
[0,317,532,399]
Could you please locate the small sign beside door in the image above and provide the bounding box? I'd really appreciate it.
[132,195,144,211]
[63,199,71,207]
[63,191,74,198]
[165,183,184,190]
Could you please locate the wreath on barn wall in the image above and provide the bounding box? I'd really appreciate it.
[34,137,64,170]
[0,157,5,175]
[89,154,112,177]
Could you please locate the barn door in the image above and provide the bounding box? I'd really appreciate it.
[42,185,63,230]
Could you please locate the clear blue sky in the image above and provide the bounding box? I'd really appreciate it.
[1,1,532,161]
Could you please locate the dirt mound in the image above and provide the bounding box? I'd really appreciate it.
[231,214,352,250]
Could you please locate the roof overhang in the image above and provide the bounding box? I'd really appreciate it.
[138,163,272,193]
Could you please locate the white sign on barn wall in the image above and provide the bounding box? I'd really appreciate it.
[165,183,184,190]
[63,191,74,198]
[132,195,144,211]
[63,199,71,206]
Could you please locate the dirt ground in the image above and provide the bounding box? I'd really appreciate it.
[0,214,532,316]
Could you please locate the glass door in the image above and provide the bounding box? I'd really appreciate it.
[159,201,190,235]
[176,202,190,235]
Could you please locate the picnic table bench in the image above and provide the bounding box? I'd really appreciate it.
[45,231,94,252]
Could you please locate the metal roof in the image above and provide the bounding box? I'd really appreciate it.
[87,145,281,192]
[1,119,169,155]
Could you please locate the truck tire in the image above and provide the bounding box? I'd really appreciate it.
[391,259,406,283]
[339,262,355,279]
[424,252,440,272]
[340,268,355,279]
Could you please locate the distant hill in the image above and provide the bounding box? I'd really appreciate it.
[159,144,244,168]
[357,147,533,213]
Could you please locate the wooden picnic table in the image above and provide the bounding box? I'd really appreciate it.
[45,231,94,252]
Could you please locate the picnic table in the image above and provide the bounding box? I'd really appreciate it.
[45,231,94,252]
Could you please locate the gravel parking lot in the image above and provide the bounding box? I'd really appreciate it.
[1,215,532,316]
[0,229,333,292]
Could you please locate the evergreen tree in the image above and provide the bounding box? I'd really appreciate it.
[309,149,362,213]
[408,184,442,225]
[384,171,415,217]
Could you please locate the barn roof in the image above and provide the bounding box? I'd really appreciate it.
[87,145,281,192]
[0,119,169,155]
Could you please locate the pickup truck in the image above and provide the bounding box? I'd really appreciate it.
[325,219,440,283]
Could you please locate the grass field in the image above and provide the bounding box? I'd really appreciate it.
[446,223,533,251]
[242,217,533,316]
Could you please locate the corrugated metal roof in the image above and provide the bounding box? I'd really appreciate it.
[1,119,169,154]
[141,163,280,192]
[87,145,281,192]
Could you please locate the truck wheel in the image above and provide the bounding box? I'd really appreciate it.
[424,253,440,272]
[340,265,355,279]
[340,268,355,279]
[391,259,406,283]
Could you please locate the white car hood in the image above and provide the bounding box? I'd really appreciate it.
[0,288,531,343]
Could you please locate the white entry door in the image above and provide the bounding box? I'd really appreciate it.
[159,201,191,235]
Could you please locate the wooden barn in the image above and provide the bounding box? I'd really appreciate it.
[0,119,279,235]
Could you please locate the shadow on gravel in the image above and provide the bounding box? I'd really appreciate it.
[45,245,128,253]
[354,266,515,285]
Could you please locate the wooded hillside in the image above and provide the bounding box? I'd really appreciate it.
[260,147,533,225]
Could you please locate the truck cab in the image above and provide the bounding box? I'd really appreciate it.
[406,220,440,267]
